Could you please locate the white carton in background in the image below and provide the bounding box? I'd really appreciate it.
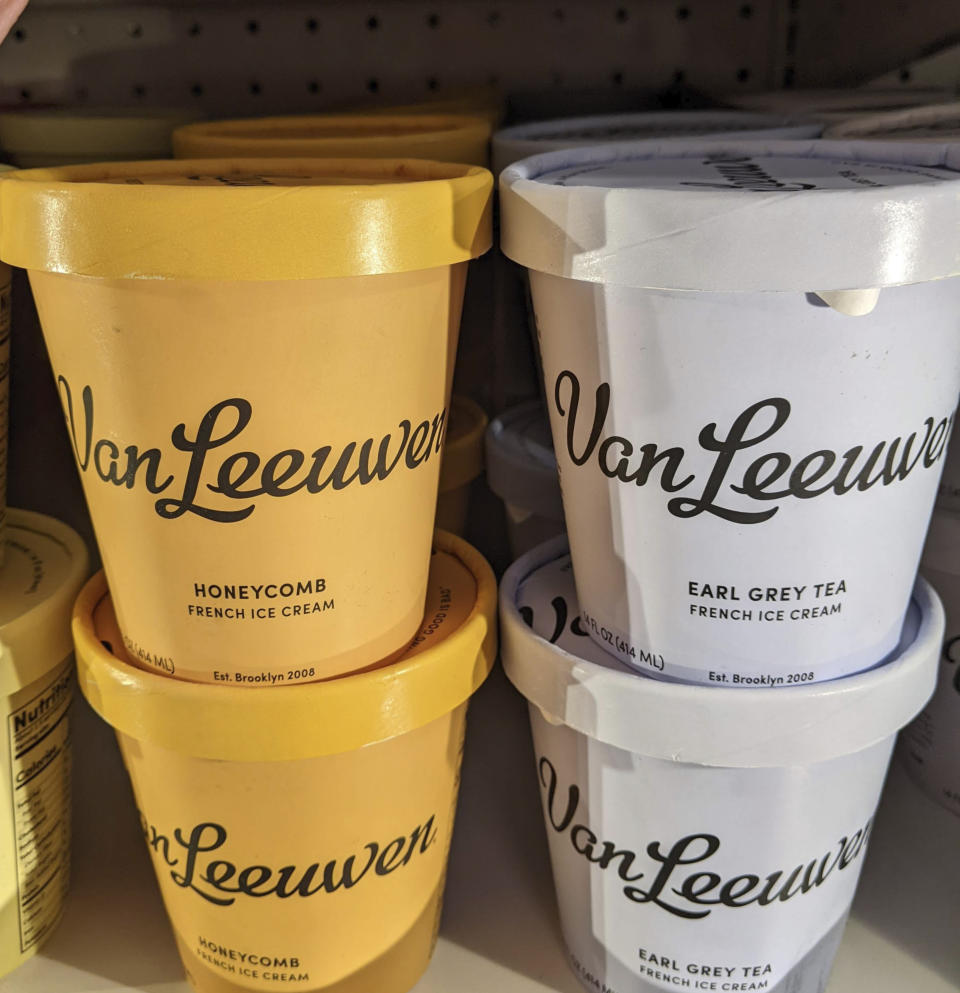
[485,402,565,558]
[491,109,821,176]
[900,510,960,818]
[499,536,943,993]
[501,139,960,686]
[823,100,960,140]
[721,88,956,123]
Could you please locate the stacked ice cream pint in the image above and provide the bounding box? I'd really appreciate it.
[0,154,497,993]
[497,138,959,993]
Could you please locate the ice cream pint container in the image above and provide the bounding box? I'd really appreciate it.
[172,114,491,167]
[74,530,497,993]
[345,85,506,129]
[722,88,955,123]
[0,108,200,167]
[501,139,960,685]
[0,158,492,685]
[436,395,487,536]
[0,509,88,979]
[485,402,564,557]
[491,109,822,175]
[500,536,942,993]
[0,165,11,564]
[900,510,960,817]
[824,101,960,140]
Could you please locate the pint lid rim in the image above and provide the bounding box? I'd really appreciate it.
[0,157,493,279]
[499,138,960,292]
[73,529,497,760]
[499,535,942,768]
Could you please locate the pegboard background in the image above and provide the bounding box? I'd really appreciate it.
[0,0,912,118]
[0,0,790,115]
[1,1,958,118]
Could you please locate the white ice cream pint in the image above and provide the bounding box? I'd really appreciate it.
[491,110,821,176]
[824,101,960,141]
[500,536,943,993]
[485,402,564,557]
[722,88,955,123]
[501,139,960,684]
[899,510,960,817]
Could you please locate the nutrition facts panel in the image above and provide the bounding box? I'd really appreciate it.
[6,663,72,955]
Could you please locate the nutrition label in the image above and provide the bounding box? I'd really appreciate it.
[6,663,72,953]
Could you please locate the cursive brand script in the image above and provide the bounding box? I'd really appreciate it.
[57,377,445,524]
[555,370,953,525]
[681,154,817,193]
[140,813,439,907]
[540,757,871,921]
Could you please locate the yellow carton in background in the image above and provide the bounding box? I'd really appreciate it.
[173,113,491,166]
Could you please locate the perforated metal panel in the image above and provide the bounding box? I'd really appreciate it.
[0,0,785,116]
[787,1,960,88]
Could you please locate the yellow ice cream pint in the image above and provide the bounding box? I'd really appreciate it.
[0,257,8,566]
[436,395,487,536]
[0,509,88,979]
[0,162,14,566]
[348,84,506,129]
[173,114,491,167]
[0,107,200,167]
[74,530,497,993]
[0,159,492,685]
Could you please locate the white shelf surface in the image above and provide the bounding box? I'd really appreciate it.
[1,666,958,993]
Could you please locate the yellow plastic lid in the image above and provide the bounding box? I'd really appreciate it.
[173,113,491,166]
[0,509,89,697]
[439,395,488,492]
[0,157,493,280]
[0,107,200,167]
[349,85,507,129]
[74,530,497,761]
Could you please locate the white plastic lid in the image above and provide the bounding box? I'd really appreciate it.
[484,402,563,521]
[500,138,960,292]
[920,509,960,577]
[723,88,955,120]
[824,101,960,141]
[491,109,821,174]
[499,535,942,768]
[0,509,89,696]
